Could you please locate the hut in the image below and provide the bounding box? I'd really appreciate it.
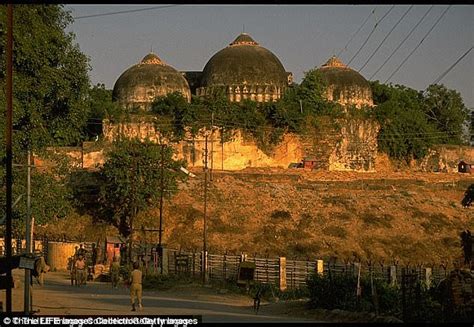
[458,161,473,173]
[303,157,318,170]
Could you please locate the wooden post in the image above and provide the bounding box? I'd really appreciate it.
[161,247,168,275]
[316,259,324,276]
[279,257,287,291]
[389,265,397,286]
[424,267,432,289]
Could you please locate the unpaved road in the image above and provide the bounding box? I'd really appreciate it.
[1,270,322,323]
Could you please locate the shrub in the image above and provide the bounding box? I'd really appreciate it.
[270,210,292,220]
[360,212,393,228]
[323,226,347,238]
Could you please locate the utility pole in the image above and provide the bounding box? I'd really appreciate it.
[202,134,209,284]
[210,113,214,181]
[300,99,303,114]
[24,150,32,314]
[5,3,13,314]
[221,126,224,171]
[158,143,165,274]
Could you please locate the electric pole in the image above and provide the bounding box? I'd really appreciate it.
[203,134,209,284]
[5,3,14,313]
[210,113,214,181]
[24,150,32,314]
[158,143,165,274]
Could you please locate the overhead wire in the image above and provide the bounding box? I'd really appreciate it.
[369,5,434,80]
[347,5,395,66]
[72,5,179,20]
[384,5,451,84]
[337,8,375,58]
[430,45,473,85]
[358,5,413,73]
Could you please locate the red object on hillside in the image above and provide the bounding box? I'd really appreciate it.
[303,158,318,170]
[458,161,473,173]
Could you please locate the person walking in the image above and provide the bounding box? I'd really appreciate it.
[75,255,86,286]
[68,255,76,286]
[129,261,143,311]
[110,256,121,288]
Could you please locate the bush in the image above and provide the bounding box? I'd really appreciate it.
[270,210,292,220]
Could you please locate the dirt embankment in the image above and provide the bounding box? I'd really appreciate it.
[39,168,473,265]
[149,168,473,265]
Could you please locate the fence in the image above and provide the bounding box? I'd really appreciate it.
[0,238,453,291]
[160,249,451,291]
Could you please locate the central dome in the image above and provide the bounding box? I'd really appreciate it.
[198,33,291,102]
[113,52,191,111]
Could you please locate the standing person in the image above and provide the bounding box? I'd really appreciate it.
[77,243,87,258]
[110,256,121,289]
[129,261,143,311]
[91,243,98,266]
[75,255,86,286]
[120,243,128,265]
[96,241,103,265]
[68,255,76,286]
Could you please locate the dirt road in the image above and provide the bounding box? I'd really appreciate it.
[1,270,321,324]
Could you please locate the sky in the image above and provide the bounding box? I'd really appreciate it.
[65,4,473,108]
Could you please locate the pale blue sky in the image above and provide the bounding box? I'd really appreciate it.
[65,4,473,108]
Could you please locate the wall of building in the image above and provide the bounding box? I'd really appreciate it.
[414,145,474,173]
[101,118,379,172]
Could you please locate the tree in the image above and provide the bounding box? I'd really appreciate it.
[371,81,436,161]
[0,5,90,230]
[97,139,187,242]
[0,5,91,151]
[422,84,469,145]
[85,83,123,140]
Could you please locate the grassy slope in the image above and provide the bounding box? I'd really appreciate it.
[152,169,474,265]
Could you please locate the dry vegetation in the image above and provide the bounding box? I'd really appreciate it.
[41,168,473,266]
[157,168,473,265]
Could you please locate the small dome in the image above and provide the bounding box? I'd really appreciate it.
[316,56,373,107]
[198,33,290,102]
[113,52,191,111]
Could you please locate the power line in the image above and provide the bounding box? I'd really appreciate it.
[337,8,375,58]
[384,5,451,84]
[72,5,179,20]
[358,5,413,73]
[347,5,395,67]
[431,45,473,85]
[370,5,434,80]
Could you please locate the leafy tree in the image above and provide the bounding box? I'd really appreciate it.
[371,81,436,161]
[0,5,90,231]
[85,83,123,139]
[97,139,187,240]
[0,4,91,152]
[422,84,469,145]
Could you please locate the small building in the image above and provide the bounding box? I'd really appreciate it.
[458,161,473,173]
[303,157,318,170]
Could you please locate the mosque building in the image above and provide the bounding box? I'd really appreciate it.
[107,32,378,172]
[112,52,192,111]
[316,56,373,108]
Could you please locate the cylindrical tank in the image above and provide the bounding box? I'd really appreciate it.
[47,241,80,271]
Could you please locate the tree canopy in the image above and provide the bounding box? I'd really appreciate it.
[97,139,187,238]
[371,81,470,161]
[0,4,91,152]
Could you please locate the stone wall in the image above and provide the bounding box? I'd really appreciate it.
[414,145,474,173]
[324,84,373,108]
[329,119,379,172]
[101,118,378,172]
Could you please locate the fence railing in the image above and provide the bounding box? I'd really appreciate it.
[0,238,454,291]
[161,248,451,291]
